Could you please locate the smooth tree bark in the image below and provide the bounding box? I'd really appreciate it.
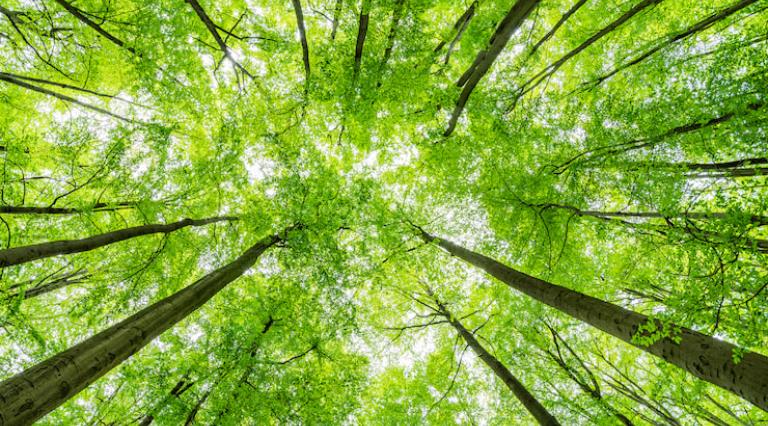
[0,216,237,268]
[0,232,281,425]
[0,202,136,215]
[291,0,311,83]
[352,0,371,82]
[434,301,560,425]
[416,228,768,411]
[444,0,540,136]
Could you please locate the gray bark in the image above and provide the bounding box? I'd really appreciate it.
[418,229,768,411]
[0,232,280,424]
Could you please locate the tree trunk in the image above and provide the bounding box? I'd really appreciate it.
[0,232,280,424]
[352,0,371,82]
[437,303,560,425]
[527,0,587,58]
[0,202,136,215]
[291,0,310,83]
[417,229,768,411]
[0,216,237,268]
[444,0,540,136]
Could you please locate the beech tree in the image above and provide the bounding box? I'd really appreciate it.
[1,0,766,424]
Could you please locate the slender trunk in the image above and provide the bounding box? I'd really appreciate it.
[688,167,768,179]
[586,0,758,86]
[0,202,136,215]
[417,229,768,410]
[0,232,280,424]
[554,102,764,173]
[0,216,237,268]
[438,304,560,425]
[183,389,210,426]
[515,0,662,105]
[440,1,476,66]
[618,157,768,172]
[434,1,476,55]
[138,374,195,425]
[291,0,311,83]
[5,270,90,300]
[330,0,342,40]
[377,0,405,84]
[0,73,132,122]
[53,0,134,53]
[527,0,587,58]
[352,0,370,82]
[444,0,540,136]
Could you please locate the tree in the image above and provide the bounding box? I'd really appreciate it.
[1,0,766,423]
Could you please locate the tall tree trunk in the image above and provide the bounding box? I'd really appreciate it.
[0,232,281,424]
[435,302,560,425]
[0,216,236,268]
[352,0,371,82]
[0,202,136,215]
[417,229,768,411]
[291,0,311,83]
[444,0,540,136]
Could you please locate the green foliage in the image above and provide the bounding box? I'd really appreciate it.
[1,0,767,423]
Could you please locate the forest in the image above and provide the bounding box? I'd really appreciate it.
[0,0,767,424]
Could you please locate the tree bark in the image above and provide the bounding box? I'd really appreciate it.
[0,216,237,268]
[417,229,768,411]
[352,0,371,82]
[52,0,134,53]
[437,303,560,425]
[0,232,280,425]
[0,202,136,215]
[444,0,540,136]
[291,0,311,83]
[0,73,132,122]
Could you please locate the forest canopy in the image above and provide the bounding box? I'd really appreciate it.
[0,0,767,424]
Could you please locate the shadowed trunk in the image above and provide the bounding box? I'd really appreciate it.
[0,216,237,268]
[0,202,136,215]
[0,232,281,425]
[291,0,311,83]
[444,0,540,136]
[436,302,560,425]
[434,1,476,65]
[352,0,371,82]
[417,229,768,411]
